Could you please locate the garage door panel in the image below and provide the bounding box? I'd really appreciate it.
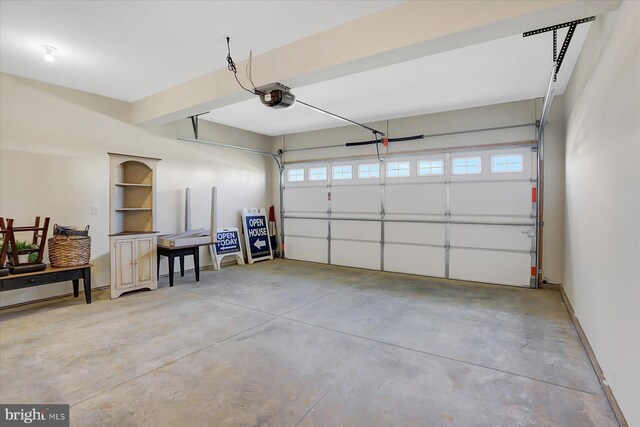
[286,236,328,264]
[384,244,445,277]
[385,184,445,215]
[331,240,380,270]
[284,219,327,239]
[283,146,536,288]
[284,187,327,213]
[450,181,531,217]
[384,222,445,246]
[449,248,531,287]
[332,186,381,214]
[450,224,532,251]
[332,220,380,241]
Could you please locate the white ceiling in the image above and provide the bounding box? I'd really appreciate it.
[0,0,401,102]
[0,0,592,137]
[201,25,590,136]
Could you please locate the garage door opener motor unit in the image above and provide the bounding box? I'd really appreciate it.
[256,82,296,109]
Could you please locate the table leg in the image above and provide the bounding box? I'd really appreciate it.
[179,255,185,277]
[83,268,92,304]
[168,255,175,287]
[73,279,79,298]
[157,252,161,278]
[194,248,200,282]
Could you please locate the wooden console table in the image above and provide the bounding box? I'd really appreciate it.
[157,244,209,287]
[0,264,93,304]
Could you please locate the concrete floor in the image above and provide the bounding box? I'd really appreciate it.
[0,259,616,426]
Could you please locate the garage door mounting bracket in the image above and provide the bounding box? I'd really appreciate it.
[523,17,597,288]
[523,16,595,82]
[188,112,209,140]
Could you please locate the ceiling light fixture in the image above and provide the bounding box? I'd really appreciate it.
[41,45,57,62]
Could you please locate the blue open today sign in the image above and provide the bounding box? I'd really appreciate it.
[215,230,241,255]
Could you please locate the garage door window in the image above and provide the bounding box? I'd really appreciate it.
[386,161,410,178]
[418,159,444,176]
[309,167,327,181]
[491,154,524,173]
[288,168,305,182]
[358,163,380,179]
[453,157,481,175]
[333,165,353,180]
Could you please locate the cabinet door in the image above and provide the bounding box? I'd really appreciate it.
[114,239,135,289]
[135,237,155,287]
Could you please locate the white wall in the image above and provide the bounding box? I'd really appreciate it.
[271,98,566,284]
[563,2,640,425]
[0,73,273,307]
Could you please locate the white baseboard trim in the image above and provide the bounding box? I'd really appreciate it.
[560,286,628,427]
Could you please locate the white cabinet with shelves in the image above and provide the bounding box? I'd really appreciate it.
[108,153,161,299]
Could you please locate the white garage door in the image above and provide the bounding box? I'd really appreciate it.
[283,145,537,287]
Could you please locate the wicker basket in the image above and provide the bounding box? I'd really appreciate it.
[48,235,91,267]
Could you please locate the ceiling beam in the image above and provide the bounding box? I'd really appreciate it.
[131,0,619,127]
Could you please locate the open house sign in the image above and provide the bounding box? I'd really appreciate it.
[241,208,273,263]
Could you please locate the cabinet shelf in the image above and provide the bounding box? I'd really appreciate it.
[115,182,152,187]
[110,154,161,299]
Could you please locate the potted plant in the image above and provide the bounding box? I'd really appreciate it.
[9,240,39,264]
